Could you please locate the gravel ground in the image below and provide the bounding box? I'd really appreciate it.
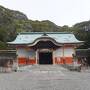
[0,65,90,90]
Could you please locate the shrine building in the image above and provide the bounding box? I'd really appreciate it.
[8,32,83,65]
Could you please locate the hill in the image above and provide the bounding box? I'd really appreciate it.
[72,21,90,48]
[0,5,33,49]
[0,5,90,49]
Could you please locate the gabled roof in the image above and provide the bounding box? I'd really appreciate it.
[8,32,84,45]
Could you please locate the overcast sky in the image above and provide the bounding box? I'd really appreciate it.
[0,0,90,26]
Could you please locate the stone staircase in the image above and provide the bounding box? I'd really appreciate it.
[18,65,68,72]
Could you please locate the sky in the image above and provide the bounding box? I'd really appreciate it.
[0,0,90,26]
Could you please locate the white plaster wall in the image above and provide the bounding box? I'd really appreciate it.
[64,47,74,57]
[17,48,36,58]
[53,47,74,57]
[53,48,63,57]
[27,49,36,58]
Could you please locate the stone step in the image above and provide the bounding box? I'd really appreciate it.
[18,65,68,72]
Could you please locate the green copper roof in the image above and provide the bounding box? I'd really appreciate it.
[8,32,84,45]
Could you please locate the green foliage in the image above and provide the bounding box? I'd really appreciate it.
[29,20,60,32]
[0,5,33,49]
[72,21,90,48]
[0,41,7,49]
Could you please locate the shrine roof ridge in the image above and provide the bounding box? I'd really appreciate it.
[19,32,73,35]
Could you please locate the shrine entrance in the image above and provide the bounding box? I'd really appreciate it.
[31,40,61,65]
[39,52,53,64]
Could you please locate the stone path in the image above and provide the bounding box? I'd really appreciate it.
[0,65,90,90]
